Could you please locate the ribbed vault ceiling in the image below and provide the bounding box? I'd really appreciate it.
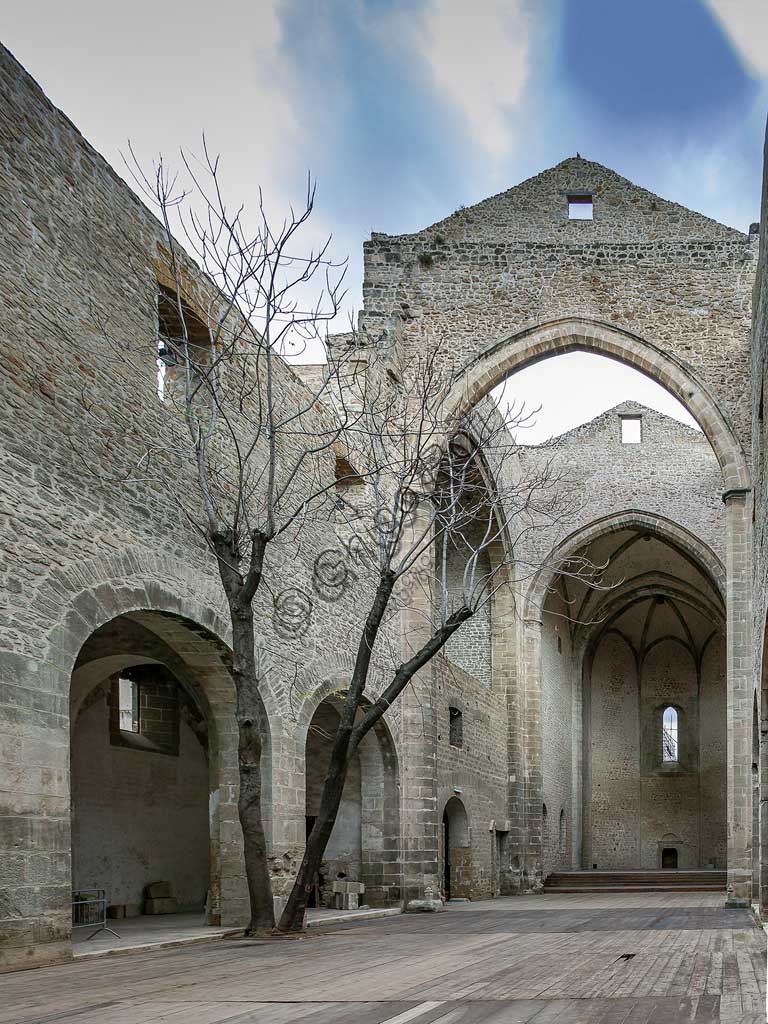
[545,529,724,664]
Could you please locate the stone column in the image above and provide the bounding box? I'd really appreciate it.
[723,488,753,907]
[494,570,526,890]
[522,616,544,890]
[0,652,71,970]
[399,500,440,906]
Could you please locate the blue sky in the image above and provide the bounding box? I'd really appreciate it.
[3,0,767,440]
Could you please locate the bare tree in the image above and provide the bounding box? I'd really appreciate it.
[50,144,596,937]
[277,343,586,931]
[57,147,362,934]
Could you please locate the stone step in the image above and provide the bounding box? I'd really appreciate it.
[544,870,727,894]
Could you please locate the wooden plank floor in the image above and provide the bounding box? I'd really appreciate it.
[4,893,766,1023]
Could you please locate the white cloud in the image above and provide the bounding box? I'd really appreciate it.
[416,0,531,160]
[706,0,768,78]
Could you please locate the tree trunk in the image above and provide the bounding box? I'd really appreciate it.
[277,733,353,931]
[278,572,397,931]
[213,532,275,934]
[237,709,274,933]
[277,600,473,931]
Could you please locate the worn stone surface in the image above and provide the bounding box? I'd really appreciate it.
[0,38,765,972]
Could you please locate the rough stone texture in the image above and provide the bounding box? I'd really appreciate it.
[0,38,764,969]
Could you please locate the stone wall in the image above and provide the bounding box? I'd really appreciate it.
[0,35,762,968]
[0,43,410,967]
[752,116,768,909]
[361,157,755,453]
[587,631,726,870]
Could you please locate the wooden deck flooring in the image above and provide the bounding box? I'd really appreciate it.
[4,892,766,1023]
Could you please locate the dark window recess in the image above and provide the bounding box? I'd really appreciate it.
[109,665,182,756]
[449,706,463,748]
[335,455,365,488]
[557,635,562,654]
[156,284,211,399]
[567,194,593,220]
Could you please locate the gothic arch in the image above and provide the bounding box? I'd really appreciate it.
[525,509,726,618]
[441,317,749,492]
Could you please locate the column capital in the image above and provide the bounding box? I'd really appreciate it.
[722,486,752,504]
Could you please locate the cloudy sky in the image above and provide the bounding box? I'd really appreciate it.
[3,0,767,441]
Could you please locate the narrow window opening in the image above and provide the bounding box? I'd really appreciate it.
[662,706,678,762]
[118,677,139,733]
[557,635,562,654]
[156,284,211,400]
[620,415,642,444]
[156,339,168,400]
[449,706,463,748]
[567,194,593,220]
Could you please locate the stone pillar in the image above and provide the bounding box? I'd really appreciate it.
[760,686,768,912]
[400,500,440,906]
[723,488,753,907]
[522,616,544,890]
[494,571,526,889]
[0,652,71,970]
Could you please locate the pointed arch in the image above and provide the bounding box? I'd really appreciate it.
[440,317,749,491]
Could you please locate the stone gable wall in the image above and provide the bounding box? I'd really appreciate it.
[360,163,755,450]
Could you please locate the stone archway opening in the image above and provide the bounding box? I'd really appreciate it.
[442,796,471,901]
[441,318,751,902]
[538,521,727,874]
[442,318,748,491]
[304,697,400,910]
[69,610,260,946]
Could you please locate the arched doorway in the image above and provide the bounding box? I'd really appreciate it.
[303,697,400,908]
[69,610,264,934]
[442,796,470,900]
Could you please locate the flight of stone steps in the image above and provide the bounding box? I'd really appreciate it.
[543,870,727,893]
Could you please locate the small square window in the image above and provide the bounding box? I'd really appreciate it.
[118,677,139,733]
[620,416,642,444]
[568,194,593,220]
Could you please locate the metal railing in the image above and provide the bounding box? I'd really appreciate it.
[72,889,120,941]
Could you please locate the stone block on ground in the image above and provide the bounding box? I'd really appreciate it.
[405,899,444,913]
[144,897,178,915]
[332,880,365,895]
[145,881,173,899]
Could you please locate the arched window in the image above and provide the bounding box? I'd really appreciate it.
[559,809,566,853]
[662,706,678,762]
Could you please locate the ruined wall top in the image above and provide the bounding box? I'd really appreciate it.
[373,157,748,245]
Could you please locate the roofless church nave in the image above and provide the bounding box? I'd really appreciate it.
[0,37,766,999]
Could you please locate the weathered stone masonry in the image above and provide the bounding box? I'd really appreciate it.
[0,40,766,969]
